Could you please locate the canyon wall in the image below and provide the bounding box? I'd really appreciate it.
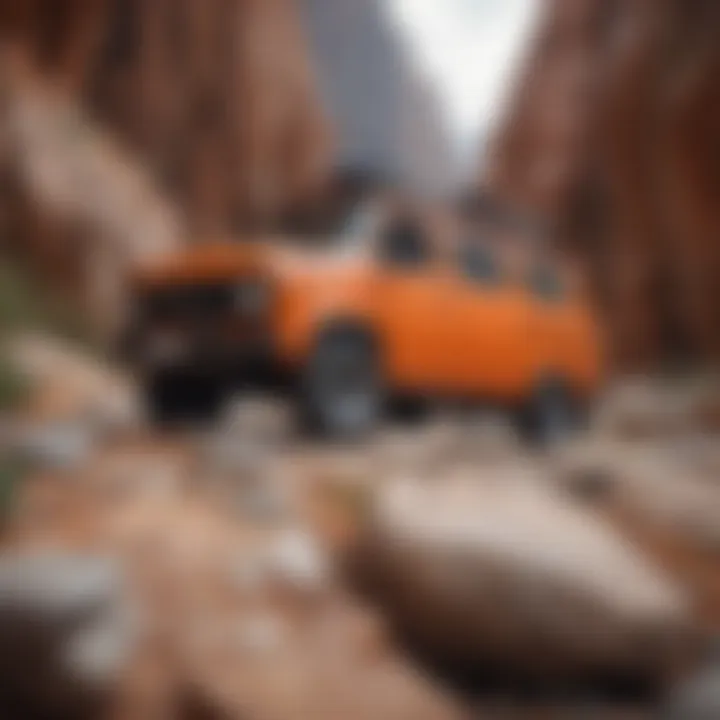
[299,0,454,195]
[0,0,332,330]
[484,0,720,368]
[0,0,332,237]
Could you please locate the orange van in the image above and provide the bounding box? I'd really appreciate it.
[127,203,603,441]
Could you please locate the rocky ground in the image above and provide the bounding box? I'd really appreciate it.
[2,334,720,719]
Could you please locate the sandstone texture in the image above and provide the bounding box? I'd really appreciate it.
[0,0,331,331]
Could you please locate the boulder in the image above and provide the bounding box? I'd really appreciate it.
[552,438,720,551]
[0,553,134,719]
[354,473,693,688]
[6,335,141,470]
[16,418,97,471]
[10,334,138,432]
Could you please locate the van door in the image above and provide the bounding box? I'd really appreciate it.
[373,218,452,393]
[447,243,530,400]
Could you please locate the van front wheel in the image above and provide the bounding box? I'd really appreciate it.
[300,328,382,439]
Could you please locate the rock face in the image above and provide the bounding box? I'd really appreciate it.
[299,0,454,194]
[0,0,331,331]
[483,0,720,368]
[355,474,692,688]
[0,0,331,236]
[0,56,182,332]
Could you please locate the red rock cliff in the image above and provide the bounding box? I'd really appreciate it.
[0,0,332,237]
[0,0,332,331]
[484,0,720,368]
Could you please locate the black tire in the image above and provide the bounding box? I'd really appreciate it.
[515,378,583,447]
[144,369,224,428]
[300,327,382,439]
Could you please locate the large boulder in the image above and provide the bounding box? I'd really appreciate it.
[354,473,694,689]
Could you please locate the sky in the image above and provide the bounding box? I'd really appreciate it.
[388,0,539,157]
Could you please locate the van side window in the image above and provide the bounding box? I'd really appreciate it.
[458,244,502,286]
[529,263,565,302]
[378,218,432,269]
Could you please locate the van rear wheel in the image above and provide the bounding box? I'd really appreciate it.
[300,328,382,439]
